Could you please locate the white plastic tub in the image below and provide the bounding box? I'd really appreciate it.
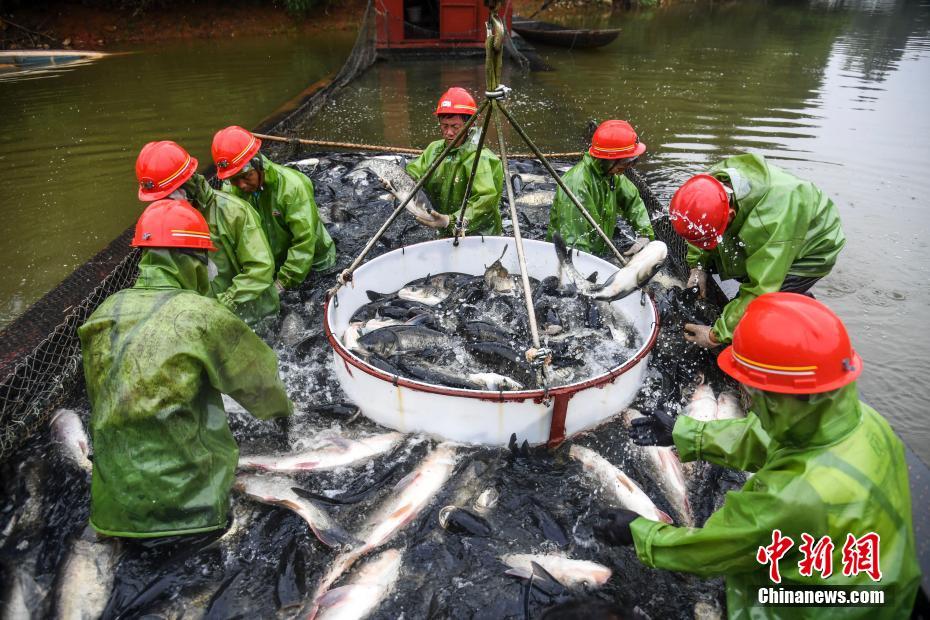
[324,237,659,446]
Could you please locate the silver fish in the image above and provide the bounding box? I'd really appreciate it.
[484,246,515,294]
[515,189,555,209]
[307,443,457,616]
[622,409,693,526]
[684,382,718,422]
[55,528,120,620]
[501,553,612,588]
[473,487,500,514]
[569,444,673,524]
[352,158,439,223]
[590,241,668,302]
[238,432,403,472]
[315,549,403,620]
[715,391,746,420]
[279,312,307,347]
[50,409,92,474]
[234,474,356,548]
[467,372,523,391]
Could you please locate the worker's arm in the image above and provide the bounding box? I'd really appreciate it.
[548,179,597,254]
[276,179,321,289]
[204,306,292,420]
[616,175,655,240]
[459,153,504,235]
[673,412,772,472]
[711,198,810,343]
[405,143,437,181]
[630,477,819,578]
[215,202,276,308]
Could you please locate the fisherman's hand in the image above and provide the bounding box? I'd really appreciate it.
[593,509,638,546]
[415,213,451,230]
[683,323,720,349]
[274,280,286,294]
[629,408,676,447]
[623,237,650,257]
[687,268,707,299]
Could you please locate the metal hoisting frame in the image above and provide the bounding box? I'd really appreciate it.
[328,0,629,403]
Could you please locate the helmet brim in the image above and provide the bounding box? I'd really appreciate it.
[717,346,863,395]
[214,139,262,180]
[588,141,647,160]
[137,156,198,202]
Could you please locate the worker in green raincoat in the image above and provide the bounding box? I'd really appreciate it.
[214,126,336,290]
[596,293,920,619]
[405,87,504,236]
[669,154,845,348]
[135,140,279,326]
[79,200,293,538]
[548,120,655,256]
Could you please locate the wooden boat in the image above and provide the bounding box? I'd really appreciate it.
[511,19,620,49]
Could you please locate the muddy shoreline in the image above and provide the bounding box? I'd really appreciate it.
[0,0,367,51]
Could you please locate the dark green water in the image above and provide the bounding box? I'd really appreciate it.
[1,0,929,461]
[0,33,353,327]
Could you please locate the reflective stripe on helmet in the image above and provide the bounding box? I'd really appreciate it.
[732,351,817,376]
[156,155,192,189]
[229,135,257,165]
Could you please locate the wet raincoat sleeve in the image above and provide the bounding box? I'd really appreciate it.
[205,311,293,420]
[711,198,812,343]
[673,413,772,472]
[405,148,432,181]
[214,202,276,311]
[617,175,655,240]
[276,180,323,289]
[686,244,711,269]
[629,482,821,579]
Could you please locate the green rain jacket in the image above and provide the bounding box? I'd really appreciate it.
[406,132,504,236]
[630,384,920,619]
[183,174,279,326]
[225,156,336,289]
[548,153,655,255]
[78,250,293,538]
[686,154,845,343]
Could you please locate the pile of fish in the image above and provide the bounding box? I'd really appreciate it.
[341,235,667,391]
[0,153,744,619]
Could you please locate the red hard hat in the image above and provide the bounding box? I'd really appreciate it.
[135,141,198,202]
[589,120,647,160]
[212,126,262,180]
[669,174,730,250]
[717,293,862,395]
[434,87,478,116]
[132,199,217,251]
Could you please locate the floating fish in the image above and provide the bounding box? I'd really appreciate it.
[238,432,403,472]
[50,409,92,474]
[501,553,611,589]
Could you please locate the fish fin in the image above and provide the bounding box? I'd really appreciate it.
[393,470,422,491]
[316,585,355,609]
[366,290,388,302]
[505,567,533,580]
[529,561,568,593]
[586,270,599,283]
[552,233,572,266]
[309,522,359,549]
[658,509,674,524]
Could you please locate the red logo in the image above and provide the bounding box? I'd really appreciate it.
[757,529,795,584]
[842,533,882,582]
[798,533,835,578]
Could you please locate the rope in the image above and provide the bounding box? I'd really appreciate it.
[254,132,583,160]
